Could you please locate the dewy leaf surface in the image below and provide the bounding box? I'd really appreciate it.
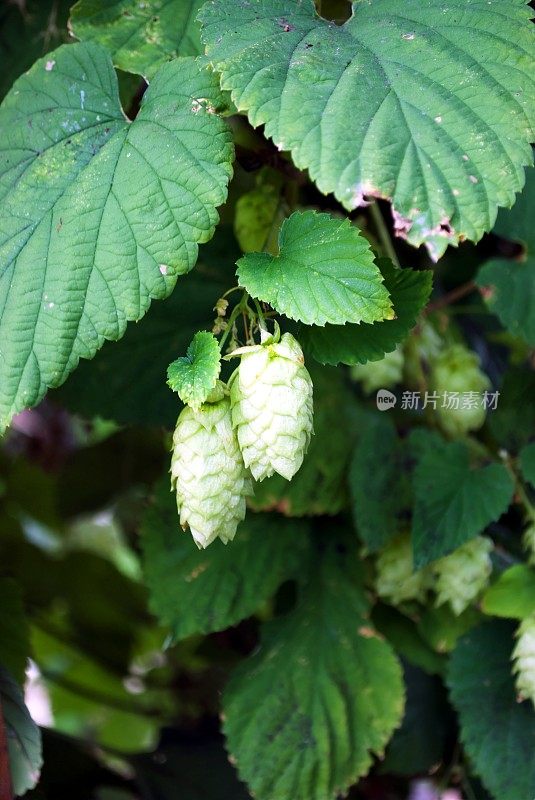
[70,0,205,78]
[200,0,535,258]
[237,211,393,325]
[0,43,233,432]
[223,542,404,800]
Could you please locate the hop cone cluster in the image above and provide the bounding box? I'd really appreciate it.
[429,343,490,437]
[171,384,252,548]
[351,346,404,395]
[512,614,535,706]
[375,533,430,605]
[229,332,313,481]
[432,536,493,615]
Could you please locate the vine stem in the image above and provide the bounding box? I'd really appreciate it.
[369,202,400,267]
[425,281,478,314]
[501,452,535,524]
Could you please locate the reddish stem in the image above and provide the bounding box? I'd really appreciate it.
[0,699,13,800]
[425,280,478,314]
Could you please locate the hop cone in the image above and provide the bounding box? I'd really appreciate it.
[171,384,252,548]
[375,533,430,605]
[432,536,493,615]
[351,347,404,395]
[229,332,313,482]
[430,343,490,437]
[512,614,535,706]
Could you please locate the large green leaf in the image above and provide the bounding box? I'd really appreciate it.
[0,579,29,686]
[56,239,235,428]
[448,620,535,800]
[0,43,233,432]
[70,0,205,78]
[248,365,361,516]
[236,211,393,325]
[349,414,410,551]
[0,667,42,796]
[482,565,535,620]
[222,541,404,800]
[200,0,535,259]
[141,480,309,640]
[300,260,432,366]
[410,430,515,566]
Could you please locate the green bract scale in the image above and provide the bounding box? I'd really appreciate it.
[375,533,431,606]
[432,536,493,616]
[429,344,491,438]
[512,613,535,707]
[229,332,313,482]
[170,383,252,549]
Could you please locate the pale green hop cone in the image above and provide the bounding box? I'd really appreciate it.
[432,536,492,616]
[171,383,252,549]
[512,613,535,707]
[375,532,431,606]
[229,332,313,482]
[429,343,490,437]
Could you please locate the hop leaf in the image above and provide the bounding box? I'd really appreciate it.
[429,344,491,437]
[229,332,313,482]
[375,533,431,606]
[432,536,493,616]
[167,331,221,411]
[512,613,535,707]
[350,347,404,395]
[171,383,252,548]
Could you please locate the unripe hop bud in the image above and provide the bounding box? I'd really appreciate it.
[432,536,492,615]
[229,332,313,482]
[171,383,252,548]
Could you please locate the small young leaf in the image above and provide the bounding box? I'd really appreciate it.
[410,430,515,566]
[300,260,432,366]
[141,481,309,640]
[70,0,205,78]
[482,565,535,620]
[200,0,535,258]
[448,620,535,800]
[237,211,393,326]
[167,332,221,410]
[0,667,42,796]
[0,44,233,432]
[222,542,404,800]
